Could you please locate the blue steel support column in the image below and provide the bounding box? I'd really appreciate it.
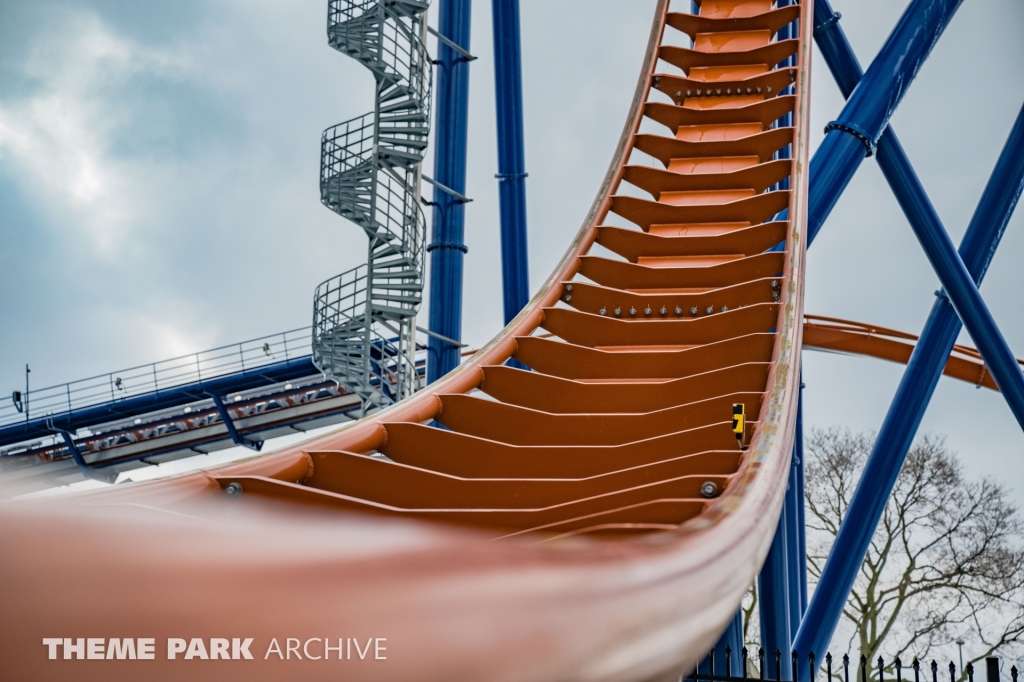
[794,7,1024,655]
[758,517,792,678]
[806,0,963,245]
[795,379,807,612]
[785,376,806,636]
[760,0,799,643]
[491,0,529,325]
[427,0,473,384]
[778,2,802,634]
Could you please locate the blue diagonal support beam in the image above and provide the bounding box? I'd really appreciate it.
[809,0,1024,426]
[794,0,1024,665]
[209,394,263,452]
[807,0,964,245]
[876,130,1024,427]
[48,423,117,483]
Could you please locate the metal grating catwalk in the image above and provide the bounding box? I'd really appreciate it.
[0,1,813,680]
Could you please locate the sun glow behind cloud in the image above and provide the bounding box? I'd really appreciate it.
[0,10,195,256]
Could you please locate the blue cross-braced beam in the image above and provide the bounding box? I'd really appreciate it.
[807,0,1024,427]
[794,0,1024,666]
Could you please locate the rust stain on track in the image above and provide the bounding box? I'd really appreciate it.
[0,2,813,680]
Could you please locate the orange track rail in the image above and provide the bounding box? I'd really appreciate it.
[803,315,1024,392]
[0,2,814,680]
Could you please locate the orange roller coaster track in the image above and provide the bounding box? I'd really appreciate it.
[1,1,815,680]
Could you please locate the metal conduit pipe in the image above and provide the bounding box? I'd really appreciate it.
[427,0,473,383]
[795,0,1024,660]
[491,0,530,325]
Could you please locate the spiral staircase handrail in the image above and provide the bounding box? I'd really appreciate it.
[312,0,430,412]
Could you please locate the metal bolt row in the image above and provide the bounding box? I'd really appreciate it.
[593,304,736,317]
[678,86,769,99]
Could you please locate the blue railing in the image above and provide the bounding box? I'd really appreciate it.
[2,328,312,429]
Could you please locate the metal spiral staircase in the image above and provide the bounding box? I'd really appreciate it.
[314,0,432,412]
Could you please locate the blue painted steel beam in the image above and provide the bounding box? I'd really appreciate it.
[55,428,116,483]
[785,378,805,635]
[794,379,807,611]
[0,357,319,448]
[876,131,1024,428]
[795,0,1024,664]
[210,394,263,451]
[807,0,964,245]
[761,1,798,647]
[491,0,530,325]
[427,0,473,383]
[758,514,792,679]
[797,104,1024,675]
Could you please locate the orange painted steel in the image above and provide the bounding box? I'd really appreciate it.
[0,2,814,680]
[803,314,1024,392]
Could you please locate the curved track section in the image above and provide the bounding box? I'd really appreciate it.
[803,315,1024,392]
[0,2,812,680]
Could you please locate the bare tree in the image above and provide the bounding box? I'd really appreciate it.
[803,427,1024,675]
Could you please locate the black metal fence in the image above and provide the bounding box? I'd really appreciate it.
[682,647,1019,682]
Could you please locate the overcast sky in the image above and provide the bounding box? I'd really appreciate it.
[1,0,1023,495]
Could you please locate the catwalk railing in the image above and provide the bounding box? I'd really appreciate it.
[1,327,311,428]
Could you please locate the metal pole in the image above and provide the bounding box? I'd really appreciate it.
[806,0,964,245]
[491,0,529,325]
[758,511,792,679]
[794,99,1024,671]
[427,0,473,384]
